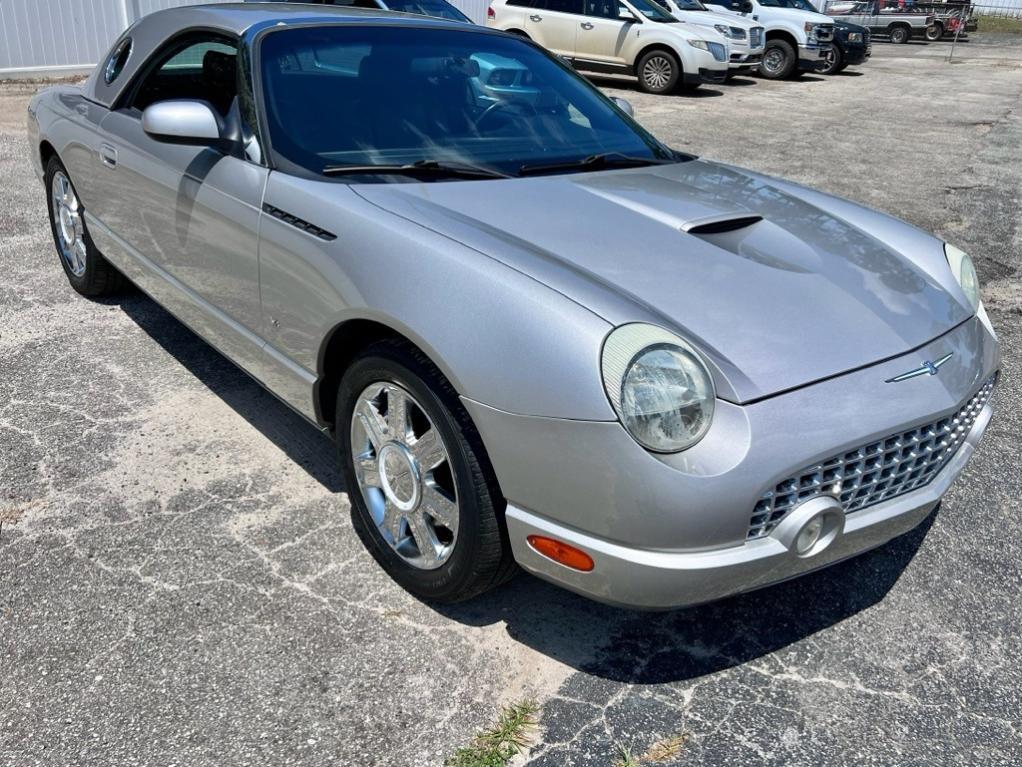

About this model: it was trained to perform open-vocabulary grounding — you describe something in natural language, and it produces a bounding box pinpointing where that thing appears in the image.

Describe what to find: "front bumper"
[505,401,990,609]
[688,66,728,85]
[798,43,830,72]
[728,51,763,70]
[842,41,871,66]
[464,316,999,609]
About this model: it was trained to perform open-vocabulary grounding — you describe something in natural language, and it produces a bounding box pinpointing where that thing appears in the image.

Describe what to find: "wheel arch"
[315,316,465,431]
[635,42,684,75]
[765,28,799,50]
[887,21,911,32]
[40,140,58,170]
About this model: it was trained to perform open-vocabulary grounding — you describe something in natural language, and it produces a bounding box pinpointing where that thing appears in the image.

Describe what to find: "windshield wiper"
[322,159,511,180]
[518,152,679,176]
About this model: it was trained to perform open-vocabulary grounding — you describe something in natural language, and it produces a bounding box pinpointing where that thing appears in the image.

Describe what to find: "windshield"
[384,0,472,21]
[626,0,683,21]
[670,0,710,10]
[759,0,815,7]
[258,26,676,180]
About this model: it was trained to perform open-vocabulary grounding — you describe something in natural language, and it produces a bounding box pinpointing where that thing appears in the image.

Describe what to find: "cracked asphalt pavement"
[2,37,1021,767]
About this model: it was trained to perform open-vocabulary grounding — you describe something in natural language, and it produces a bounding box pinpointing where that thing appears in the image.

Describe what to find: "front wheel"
[337,339,516,602]
[759,39,797,80]
[888,25,910,44]
[637,49,681,94]
[44,157,124,297]
[819,44,843,75]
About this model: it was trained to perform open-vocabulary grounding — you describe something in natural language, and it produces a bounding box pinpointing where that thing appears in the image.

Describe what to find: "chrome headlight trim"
[601,324,716,453]
[945,242,981,312]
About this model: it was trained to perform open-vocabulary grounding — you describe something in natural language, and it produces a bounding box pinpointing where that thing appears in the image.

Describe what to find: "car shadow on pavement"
[112,291,345,493]
[584,74,726,97]
[436,509,937,684]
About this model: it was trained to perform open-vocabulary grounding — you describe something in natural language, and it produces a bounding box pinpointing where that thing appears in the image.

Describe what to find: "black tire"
[758,39,797,79]
[925,22,943,41]
[836,62,849,73]
[336,339,517,603]
[44,156,124,297]
[888,25,910,44]
[636,49,681,94]
[819,43,844,75]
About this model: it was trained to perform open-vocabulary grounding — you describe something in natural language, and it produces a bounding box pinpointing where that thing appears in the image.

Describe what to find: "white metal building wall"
[0,0,490,76]
[0,0,231,75]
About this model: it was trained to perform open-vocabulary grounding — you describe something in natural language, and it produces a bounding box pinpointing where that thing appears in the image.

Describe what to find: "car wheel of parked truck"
[337,339,517,602]
[759,39,796,79]
[637,49,681,94]
[888,24,910,43]
[925,21,943,41]
[44,157,124,297]
[819,44,843,75]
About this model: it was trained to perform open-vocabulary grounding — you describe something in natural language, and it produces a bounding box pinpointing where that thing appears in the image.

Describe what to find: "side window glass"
[104,37,132,84]
[131,37,239,118]
[547,0,584,12]
[584,0,621,16]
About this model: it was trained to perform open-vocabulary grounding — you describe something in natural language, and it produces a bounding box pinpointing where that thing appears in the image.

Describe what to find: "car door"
[91,33,270,371]
[525,0,583,57]
[574,0,633,66]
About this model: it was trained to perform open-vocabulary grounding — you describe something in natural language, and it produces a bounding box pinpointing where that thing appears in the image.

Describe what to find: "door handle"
[529,14,542,21]
[99,143,117,168]
[580,21,594,29]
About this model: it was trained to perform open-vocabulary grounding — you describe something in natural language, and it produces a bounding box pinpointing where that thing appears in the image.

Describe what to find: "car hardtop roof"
[85,2,491,107]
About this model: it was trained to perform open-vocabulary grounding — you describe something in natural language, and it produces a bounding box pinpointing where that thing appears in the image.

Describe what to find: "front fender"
[258,172,617,421]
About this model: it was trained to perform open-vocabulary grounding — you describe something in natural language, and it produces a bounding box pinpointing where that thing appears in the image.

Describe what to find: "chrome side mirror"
[142,100,223,144]
[611,96,635,117]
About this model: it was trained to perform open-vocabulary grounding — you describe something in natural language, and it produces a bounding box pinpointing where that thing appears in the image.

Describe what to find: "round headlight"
[945,243,981,312]
[601,324,715,453]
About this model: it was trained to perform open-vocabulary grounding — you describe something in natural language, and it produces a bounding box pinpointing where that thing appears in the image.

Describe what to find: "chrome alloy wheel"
[642,55,673,91]
[350,382,459,570]
[51,171,87,277]
[762,47,786,76]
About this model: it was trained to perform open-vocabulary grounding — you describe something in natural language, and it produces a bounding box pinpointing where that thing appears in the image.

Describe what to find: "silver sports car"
[28,3,999,608]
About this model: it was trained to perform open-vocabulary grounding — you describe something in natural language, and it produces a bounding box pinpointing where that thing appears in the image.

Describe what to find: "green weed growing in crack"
[445,700,539,767]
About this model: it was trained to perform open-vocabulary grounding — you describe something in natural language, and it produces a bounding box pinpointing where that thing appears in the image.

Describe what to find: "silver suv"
[487,0,731,93]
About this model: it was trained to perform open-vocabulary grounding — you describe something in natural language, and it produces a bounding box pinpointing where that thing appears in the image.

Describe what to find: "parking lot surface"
[2,38,1021,767]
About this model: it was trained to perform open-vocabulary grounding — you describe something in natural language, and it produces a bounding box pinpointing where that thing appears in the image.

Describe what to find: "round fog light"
[796,516,825,555]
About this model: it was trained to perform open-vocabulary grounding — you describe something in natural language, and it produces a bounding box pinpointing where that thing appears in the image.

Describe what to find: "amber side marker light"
[527,535,595,572]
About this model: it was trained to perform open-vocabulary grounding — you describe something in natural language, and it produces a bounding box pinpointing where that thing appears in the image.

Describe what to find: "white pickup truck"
[704,0,835,79]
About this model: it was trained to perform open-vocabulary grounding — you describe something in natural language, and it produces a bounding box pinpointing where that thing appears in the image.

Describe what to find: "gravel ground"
[2,38,1021,767]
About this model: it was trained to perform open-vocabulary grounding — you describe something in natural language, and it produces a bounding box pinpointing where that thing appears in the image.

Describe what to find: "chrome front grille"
[750,27,764,48]
[747,375,997,540]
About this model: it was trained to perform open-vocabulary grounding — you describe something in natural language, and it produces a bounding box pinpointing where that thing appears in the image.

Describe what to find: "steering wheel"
[474,99,538,130]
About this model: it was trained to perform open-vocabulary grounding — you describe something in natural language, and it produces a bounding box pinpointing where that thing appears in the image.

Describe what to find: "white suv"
[653,0,765,76]
[487,0,731,94]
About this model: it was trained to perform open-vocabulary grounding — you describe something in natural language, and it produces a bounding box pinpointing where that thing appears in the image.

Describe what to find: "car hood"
[354,160,969,403]
[676,9,759,30]
[752,6,833,24]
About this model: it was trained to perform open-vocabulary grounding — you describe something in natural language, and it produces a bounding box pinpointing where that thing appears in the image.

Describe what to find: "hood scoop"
[683,214,763,235]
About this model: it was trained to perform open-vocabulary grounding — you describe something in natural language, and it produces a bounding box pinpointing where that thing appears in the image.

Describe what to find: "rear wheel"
[337,339,516,602]
[925,21,943,41]
[44,156,124,297]
[637,49,681,94]
[759,39,797,79]
[819,44,843,75]
[888,24,910,44]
